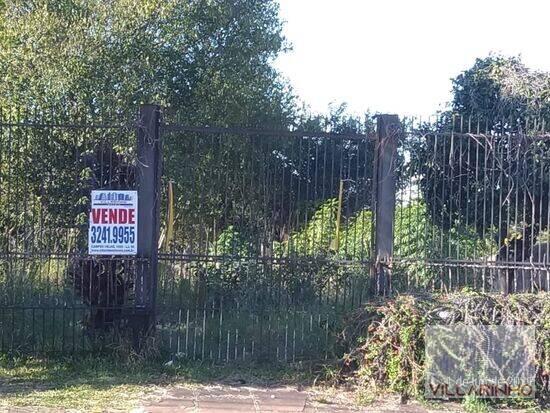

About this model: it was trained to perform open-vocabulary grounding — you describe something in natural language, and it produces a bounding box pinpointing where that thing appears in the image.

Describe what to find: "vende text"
[91,208,136,224]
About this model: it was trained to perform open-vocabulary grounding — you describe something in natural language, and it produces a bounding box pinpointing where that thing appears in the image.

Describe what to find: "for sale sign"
[88,190,138,255]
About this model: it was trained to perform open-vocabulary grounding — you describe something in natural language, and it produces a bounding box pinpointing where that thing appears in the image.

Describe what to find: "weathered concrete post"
[135,104,162,336]
[372,114,399,295]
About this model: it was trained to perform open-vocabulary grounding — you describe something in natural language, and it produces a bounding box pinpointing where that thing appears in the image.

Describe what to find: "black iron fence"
[394,116,550,294]
[155,118,377,360]
[0,108,141,353]
[0,106,548,359]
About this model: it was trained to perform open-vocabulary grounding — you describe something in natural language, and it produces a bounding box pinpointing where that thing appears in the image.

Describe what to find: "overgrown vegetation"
[334,292,550,408]
[180,199,496,300]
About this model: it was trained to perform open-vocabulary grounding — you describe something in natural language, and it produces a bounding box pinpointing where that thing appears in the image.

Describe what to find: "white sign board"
[88,190,138,255]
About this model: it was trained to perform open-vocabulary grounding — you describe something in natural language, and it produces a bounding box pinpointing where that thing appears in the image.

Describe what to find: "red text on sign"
[91,208,135,224]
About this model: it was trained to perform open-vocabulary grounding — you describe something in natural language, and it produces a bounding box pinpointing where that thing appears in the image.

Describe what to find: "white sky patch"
[275,0,550,118]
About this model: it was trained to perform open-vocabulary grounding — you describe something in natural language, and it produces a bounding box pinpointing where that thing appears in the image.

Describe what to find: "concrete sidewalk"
[138,384,457,413]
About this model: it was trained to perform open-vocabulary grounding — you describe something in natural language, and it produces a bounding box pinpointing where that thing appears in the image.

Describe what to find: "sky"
[275,0,550,118]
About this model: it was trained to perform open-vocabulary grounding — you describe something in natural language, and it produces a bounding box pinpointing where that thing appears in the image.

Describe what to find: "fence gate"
[154,112,386,361]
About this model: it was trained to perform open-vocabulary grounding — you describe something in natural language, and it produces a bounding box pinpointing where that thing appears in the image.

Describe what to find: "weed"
[462,394,493,413]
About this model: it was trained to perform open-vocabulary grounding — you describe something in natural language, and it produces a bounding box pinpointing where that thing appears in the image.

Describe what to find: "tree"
[451,55,550,121]
[0,0,293,127]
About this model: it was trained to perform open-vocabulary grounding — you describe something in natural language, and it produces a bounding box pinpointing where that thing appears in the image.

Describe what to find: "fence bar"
[372,114,400,295]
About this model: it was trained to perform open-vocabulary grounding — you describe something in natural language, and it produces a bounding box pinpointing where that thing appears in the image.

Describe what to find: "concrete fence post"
[134,104,162,337]
[372,114,400,295]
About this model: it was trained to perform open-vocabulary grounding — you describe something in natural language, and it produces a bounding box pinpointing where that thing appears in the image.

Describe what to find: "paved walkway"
[138,384,459,413]
[1,388,524,413]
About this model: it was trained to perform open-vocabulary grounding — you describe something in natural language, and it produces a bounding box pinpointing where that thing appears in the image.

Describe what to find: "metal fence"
[0,108,141,354]
[0,106,548,359]
[155,118,377,361]
[393,116,550,294]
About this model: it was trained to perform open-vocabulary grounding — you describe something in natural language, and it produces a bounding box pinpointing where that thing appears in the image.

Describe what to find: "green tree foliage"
[0,0,293,126]
[452,55,550,121]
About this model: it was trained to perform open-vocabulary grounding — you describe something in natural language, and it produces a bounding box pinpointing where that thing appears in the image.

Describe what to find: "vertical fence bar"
[372,114,400,295]
[135,104,162,336]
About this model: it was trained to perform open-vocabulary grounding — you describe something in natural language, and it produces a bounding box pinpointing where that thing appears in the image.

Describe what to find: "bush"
[338,292,550,405]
